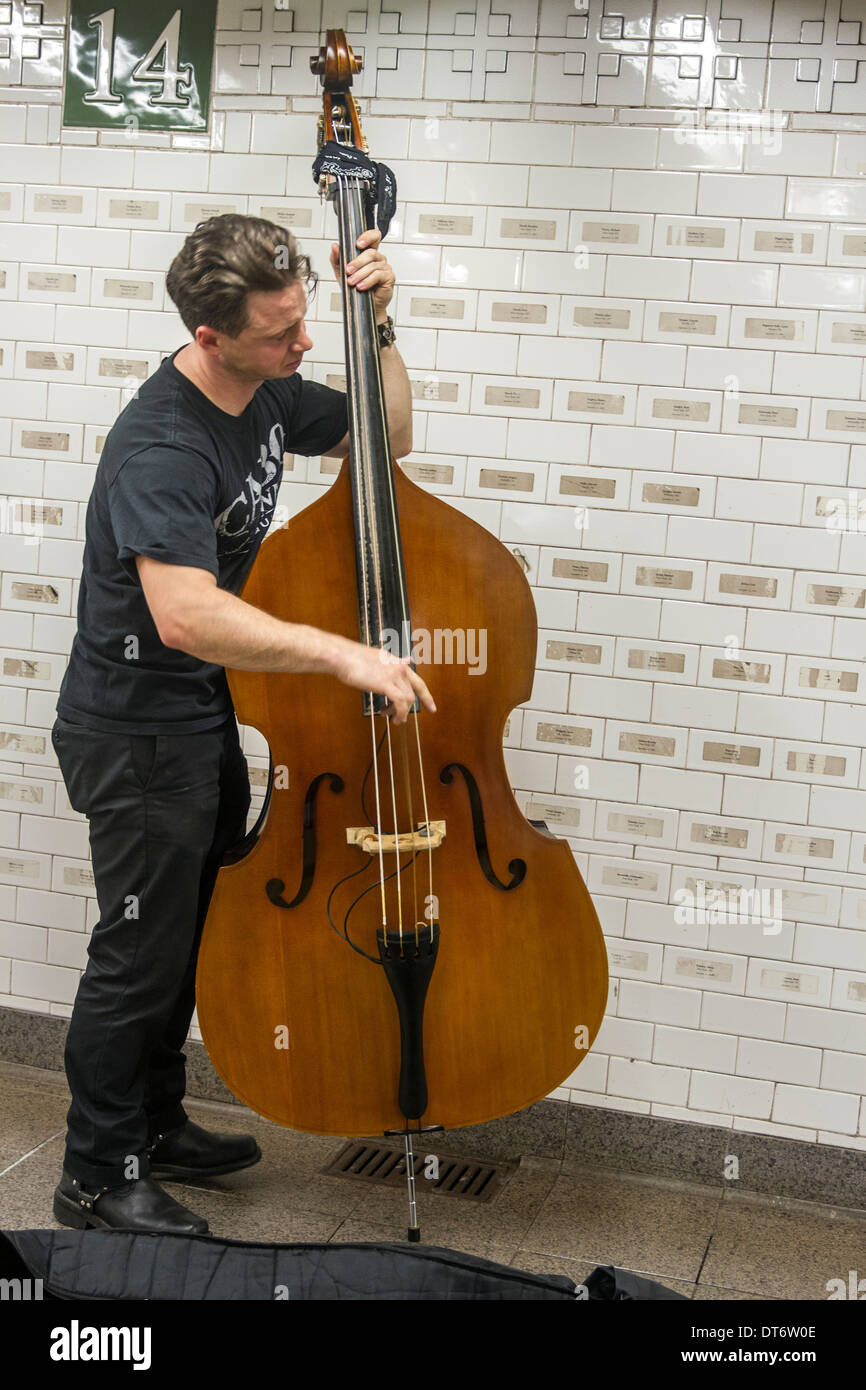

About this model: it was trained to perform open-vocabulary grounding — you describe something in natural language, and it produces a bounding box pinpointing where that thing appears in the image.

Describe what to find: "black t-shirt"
[55,347,348,734]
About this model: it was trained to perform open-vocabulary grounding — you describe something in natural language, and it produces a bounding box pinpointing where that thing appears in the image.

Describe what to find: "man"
[51,213,435,1235]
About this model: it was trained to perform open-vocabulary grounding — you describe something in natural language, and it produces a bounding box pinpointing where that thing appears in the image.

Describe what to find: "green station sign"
[63,2,217,131]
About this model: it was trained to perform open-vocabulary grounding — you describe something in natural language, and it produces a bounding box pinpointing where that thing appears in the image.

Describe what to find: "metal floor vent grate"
[321,1140,518,1203]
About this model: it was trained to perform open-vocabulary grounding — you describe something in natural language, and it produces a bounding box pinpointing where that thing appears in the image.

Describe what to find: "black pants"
[51,713,251,1190]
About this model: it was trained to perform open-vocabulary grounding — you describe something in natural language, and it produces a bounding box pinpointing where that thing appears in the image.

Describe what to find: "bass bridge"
[346,820,446,855]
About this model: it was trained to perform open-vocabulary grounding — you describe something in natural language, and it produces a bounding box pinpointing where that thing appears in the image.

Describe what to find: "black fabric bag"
[1,1229,688,1301]
[1,1229,573,1301]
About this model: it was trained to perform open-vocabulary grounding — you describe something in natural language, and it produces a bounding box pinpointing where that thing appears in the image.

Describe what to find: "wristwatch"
[377,316,397,348]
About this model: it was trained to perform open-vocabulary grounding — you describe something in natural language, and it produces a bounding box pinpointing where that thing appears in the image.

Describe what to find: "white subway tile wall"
[0,0,864,1145]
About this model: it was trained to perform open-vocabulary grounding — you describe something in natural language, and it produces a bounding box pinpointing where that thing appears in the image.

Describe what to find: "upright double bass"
[196,32,608,1195]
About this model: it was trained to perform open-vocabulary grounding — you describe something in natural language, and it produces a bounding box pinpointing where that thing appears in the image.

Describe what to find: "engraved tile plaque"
[103,278,154,300]
[0,731,46,755]
[500,217,557,240]
[484,386,541,409]
[719,573,778,598]
[666,225,725,248]
[786,752,846,776]
[20,431,70,451]
[754,230,814,253]
[831,321,866,344]
[478,468,535,491]
[675,956,734,982]
[34,193,84,215]
[738,404,798,428]
[108,199,160,219]
[545,640,603,665]
[526,800,582,828]
[744,317,800,341]
[628,650,685,673]
[798,667,858,692]
[410,380,459,402]
[807,584,865,608]
[401,461,455,485]
[0,780,44,805]
[259,205,313,228]
[608,947,650,970]
[683,875,746,897]
[28,271,76,293]
[559,475,616,498]
[64,866,95,888]
[619,731,676,756]
[20,505,61,525]
[713,659,771,683]
[760,967,818,995]
[99,357,148,379]
[635,566,693,589]
[774,833,834,858]
[703,741,761,766]
[573,306,630,329]
[0,856,40,878]
[492,302,547,324]
[652,398,711,421]
[24,351,74,372]
[3,657,51,680]
[601,865,660,890]
[607,812,664,837]
[184,202,236,223]
[419,214,474,236]
[690,822,749,848]
[657,311,717,335]
[552,557,610,582]
[641,483,700,506]
[581,221,640,244]
[567,391,626,415]
[410,297,465,319]
[10,582,59,605]
[535,722,592,746]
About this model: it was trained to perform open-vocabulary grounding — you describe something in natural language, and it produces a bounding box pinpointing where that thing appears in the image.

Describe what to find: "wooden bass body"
[195,458,609,1135]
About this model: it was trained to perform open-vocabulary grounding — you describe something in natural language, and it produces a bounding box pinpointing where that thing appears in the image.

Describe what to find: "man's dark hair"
[165,213,318,339]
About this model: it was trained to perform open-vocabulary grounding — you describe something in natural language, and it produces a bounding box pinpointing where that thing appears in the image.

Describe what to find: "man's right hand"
[328,635,436,725]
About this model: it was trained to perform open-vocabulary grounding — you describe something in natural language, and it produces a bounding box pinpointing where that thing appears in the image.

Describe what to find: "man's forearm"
[168,583,345,674]
[379,337,413,457]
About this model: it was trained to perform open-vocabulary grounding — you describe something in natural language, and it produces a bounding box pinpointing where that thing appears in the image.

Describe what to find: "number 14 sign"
[64,1,217,131]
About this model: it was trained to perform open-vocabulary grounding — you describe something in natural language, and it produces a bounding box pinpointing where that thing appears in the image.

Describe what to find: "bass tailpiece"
[377,922,440,1122]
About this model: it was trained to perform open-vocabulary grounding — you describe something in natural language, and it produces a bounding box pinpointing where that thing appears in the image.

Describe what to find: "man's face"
[203,279,314,382]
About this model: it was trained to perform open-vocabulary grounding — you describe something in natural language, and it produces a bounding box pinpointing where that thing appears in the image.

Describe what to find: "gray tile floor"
[1,1060,862,1301]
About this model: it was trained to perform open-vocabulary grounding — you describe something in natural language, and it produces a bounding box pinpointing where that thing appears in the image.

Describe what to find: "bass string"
[336,173,388,931]
[337,170,436,950]
[338,174,396,933]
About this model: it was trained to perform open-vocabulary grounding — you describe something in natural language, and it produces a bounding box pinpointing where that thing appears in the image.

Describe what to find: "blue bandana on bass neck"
[312,141,398,239]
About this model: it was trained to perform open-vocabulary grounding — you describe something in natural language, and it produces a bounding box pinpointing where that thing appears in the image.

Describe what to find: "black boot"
[53,1169,209,1234]
[148,1118,261,1180]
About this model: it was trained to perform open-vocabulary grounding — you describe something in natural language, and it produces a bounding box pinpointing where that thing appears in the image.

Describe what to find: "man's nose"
[296,322,313,351]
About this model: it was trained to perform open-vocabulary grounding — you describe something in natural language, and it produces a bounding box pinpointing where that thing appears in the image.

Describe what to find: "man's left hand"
[330,228,395,322]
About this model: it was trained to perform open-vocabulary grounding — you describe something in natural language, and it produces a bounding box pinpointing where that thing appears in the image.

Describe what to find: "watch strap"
[377,316,396,348]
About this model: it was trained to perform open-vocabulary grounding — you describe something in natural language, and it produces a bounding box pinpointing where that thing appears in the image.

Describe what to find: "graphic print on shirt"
[214,422,284,557]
